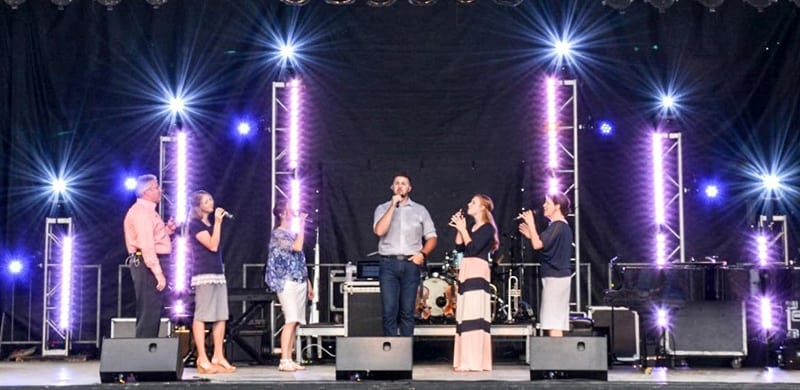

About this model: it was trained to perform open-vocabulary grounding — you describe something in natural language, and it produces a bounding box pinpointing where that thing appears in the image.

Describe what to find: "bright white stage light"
[237,122,252,135]
[762,174,780,191]
[704,185,719,198]
[124,177,137,191]
[174,299,186,316]
[656,307,669,328]
[8,259,23,275]
[51,178,68,195]
[599,121,613,135]
[279,44,296,61]
[553,40,572,59]
[169,96,186,115]
[660,95,675,110]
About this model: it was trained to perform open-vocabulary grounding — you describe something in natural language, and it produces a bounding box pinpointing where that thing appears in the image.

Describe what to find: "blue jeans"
[379,257,421,337]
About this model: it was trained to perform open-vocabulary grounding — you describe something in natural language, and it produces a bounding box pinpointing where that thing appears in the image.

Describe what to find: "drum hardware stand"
[507,273,521,323]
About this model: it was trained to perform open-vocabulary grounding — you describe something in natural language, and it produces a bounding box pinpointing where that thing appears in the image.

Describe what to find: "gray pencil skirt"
[193,283,230,322]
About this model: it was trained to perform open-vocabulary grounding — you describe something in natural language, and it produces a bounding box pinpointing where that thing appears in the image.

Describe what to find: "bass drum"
[416,275,457,320]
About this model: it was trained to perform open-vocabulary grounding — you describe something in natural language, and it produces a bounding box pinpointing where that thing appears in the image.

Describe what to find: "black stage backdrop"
[1,1,799,342]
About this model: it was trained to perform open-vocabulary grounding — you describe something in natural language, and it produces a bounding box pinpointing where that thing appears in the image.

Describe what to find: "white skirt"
[539,276,571,331]
[277,279,308,325]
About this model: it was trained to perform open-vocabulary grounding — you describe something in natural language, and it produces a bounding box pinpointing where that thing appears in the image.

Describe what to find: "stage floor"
[2,360,800,389]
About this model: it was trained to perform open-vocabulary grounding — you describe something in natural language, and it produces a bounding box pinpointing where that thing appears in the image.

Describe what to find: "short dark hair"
[393,171,411,184]
[548,192,571,215]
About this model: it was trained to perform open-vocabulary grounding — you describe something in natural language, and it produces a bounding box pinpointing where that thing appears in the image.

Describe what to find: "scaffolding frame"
[41,218,72,356]
[759,214,789,266]
[270,81,321,327]
[551,79,584,311]
[158,135,177,219]
[656,132,686,264]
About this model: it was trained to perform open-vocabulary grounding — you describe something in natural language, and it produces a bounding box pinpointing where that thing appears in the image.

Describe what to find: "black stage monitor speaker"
[99,337,183,383]
[665,301,746,357]
[529,336,608,381]
[346,285,383,337]
[336,337,412,380]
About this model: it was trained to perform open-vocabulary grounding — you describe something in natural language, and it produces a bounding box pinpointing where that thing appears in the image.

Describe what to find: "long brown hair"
[190,190,211,221]
[474,193,499,251]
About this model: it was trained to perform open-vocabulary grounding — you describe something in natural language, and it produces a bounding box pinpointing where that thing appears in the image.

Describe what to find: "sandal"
[278,359,296,372]
[196,362,219,374]
[292,361,305,371]
[211,358,237,373]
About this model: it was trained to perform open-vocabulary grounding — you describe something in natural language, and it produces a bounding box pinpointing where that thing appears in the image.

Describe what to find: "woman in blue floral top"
[266,201,313,372]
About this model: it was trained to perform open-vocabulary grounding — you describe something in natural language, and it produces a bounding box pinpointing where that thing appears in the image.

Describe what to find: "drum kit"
[415,250,533,324]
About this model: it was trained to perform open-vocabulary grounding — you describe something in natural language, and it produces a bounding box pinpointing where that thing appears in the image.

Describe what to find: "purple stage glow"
[175,236,187,292]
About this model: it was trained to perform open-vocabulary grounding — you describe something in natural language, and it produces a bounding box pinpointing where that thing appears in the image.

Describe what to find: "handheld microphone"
[222,211,235,220]
[515,209,537,220]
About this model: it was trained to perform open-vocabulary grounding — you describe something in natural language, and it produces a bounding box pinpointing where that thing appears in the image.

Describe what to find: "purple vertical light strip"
[760,297,773,330]
[757,235,768,267]
[289,79,300,170]
[176,131,188,224]
[543,76,559,195]
[59,236,73,330]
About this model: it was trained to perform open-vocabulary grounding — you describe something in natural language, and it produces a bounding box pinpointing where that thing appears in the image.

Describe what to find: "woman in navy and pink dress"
[448,194,498,372]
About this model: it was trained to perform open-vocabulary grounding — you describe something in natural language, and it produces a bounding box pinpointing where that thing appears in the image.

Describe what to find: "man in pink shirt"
[123,174,176,338]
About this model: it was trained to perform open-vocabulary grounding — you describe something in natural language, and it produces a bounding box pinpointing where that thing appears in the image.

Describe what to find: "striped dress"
[453,223,494,371]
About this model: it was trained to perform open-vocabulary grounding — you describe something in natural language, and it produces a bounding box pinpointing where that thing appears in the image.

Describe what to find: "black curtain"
[1,1,799,343]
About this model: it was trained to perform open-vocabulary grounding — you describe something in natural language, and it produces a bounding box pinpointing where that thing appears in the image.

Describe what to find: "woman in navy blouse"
[188,190,235,374]
[448,194,499,371]
[518,193,573,337]
[265,201,313,372]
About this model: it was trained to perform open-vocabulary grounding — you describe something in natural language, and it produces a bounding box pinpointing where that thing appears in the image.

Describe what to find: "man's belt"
[381,254,412,260]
